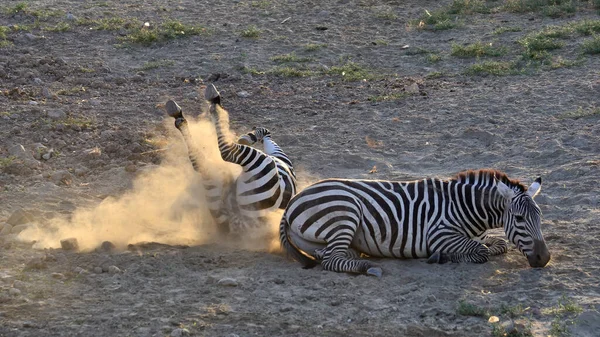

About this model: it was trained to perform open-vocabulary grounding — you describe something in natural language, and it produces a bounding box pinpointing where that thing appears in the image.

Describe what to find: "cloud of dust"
[18,106,291,253]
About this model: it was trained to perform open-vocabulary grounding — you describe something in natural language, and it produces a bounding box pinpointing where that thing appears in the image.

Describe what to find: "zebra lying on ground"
[166,84,297,235]
[279,169,550,277]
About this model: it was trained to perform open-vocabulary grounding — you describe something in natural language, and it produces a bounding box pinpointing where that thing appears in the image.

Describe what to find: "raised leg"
[427,224,491,264]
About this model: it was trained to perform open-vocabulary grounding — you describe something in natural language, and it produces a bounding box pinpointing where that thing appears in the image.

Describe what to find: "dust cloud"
[18,105,290,253]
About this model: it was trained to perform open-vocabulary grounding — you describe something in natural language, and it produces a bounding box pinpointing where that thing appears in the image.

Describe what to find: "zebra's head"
[496,177,550,268]
[237,127,271,145]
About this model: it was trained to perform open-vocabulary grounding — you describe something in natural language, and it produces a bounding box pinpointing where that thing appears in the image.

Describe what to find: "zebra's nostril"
[536,254,542,261]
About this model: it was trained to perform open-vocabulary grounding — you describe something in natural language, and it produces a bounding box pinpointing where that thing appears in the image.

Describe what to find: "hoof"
[237,135,253,145]
[427,251,447,264]
[366,267,383,278]
[205,84,221,105]
[165,100,182,118]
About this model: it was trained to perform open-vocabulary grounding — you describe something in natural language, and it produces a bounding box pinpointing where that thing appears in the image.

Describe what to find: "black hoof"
[427,251,447,264]
[165,100,182,118]
[205,84,221,105]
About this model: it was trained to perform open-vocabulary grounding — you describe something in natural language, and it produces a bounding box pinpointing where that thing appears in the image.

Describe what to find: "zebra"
[279,169,550,277]
[166,84,297,235]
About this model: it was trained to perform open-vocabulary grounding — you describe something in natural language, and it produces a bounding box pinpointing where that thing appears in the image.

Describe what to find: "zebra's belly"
[351,225,429,259]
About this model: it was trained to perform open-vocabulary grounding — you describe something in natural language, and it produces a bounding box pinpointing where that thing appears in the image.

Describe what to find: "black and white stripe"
[167,85,296,235]
[279,169,550,277]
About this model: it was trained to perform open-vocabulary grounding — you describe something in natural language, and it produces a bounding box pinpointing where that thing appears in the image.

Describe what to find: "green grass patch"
[457,300,489,317]
[466,61,518,75]
[550,56,582,68]
[327,61,375,81]
[426,53,442,62]
[250,0,271,9]
[493,26,522,34]
[77,17,139,31]
[451,41,506,57]
[504,0,577,17]
[368,92,410,102]
[448,0,491,14]
[271,52,313,63]
[373,39,389,46]
[270,66,315,77]
[122,20,208,46]
[304,43,326,51]
[557,106,600,119]
[56,86,86,96]
[4,2,62,19]
[43,22,72,32]
[415,9,458,31]
[374,9,398,20]
[241,25,261,38]
[582,35,600,54]
[572,19,600,35]
[0,156,16,168]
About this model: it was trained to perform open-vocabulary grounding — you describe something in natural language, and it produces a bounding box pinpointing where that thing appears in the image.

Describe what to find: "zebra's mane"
[452,169,527,192]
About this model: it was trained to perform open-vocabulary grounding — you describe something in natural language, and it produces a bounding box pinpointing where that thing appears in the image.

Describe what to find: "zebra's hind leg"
[319,229,382,277]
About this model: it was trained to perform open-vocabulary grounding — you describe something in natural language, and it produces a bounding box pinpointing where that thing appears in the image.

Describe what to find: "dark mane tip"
[453,169,527,192]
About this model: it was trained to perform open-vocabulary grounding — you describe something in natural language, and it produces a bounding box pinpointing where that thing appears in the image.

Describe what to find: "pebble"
[7,208,35,226]
[125,164,137,173]
[60,237,79,251]
[32,143,48,160]
[74,167,89,177]
[51,170,73,186]
[93,267,103,274]
[237,91,251,98]
[8,288,21,297]
[66,12,76,21]
[47,109,66,120]
[427,294,437,302]
[41,87,55,99]
[28,100,39,105]
[100,241,116,252]
[217,277,238,287]
[108,266,121,274]
[42,152,53,160]
[170,328,190,337]
[26,257,47,270]
[405,83,420,94]
[32,78,43,85]
[51,273,65,280]
[74,267,87,274]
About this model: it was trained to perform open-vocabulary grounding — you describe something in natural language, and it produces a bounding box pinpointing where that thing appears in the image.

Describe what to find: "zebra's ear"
[496,180,515,201]
[527,177,542,199]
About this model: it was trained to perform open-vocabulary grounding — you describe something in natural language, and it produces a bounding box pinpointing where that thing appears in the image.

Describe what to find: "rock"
[42,152,53,160]
[170,328,190,337]
[32,77,43,85]
[11,223,33,234]
[125,164,137,172]
[217,277,238,287]
[100,241,116,252]
[8,144,32,161]
[237,91,251,98]
[60,237,79,251]
[65,12,76,21]
[0,224,13,236]
[51,170,73,186]
[25,33,41,41]
[32,143,48,160]
[47,109,66,120]
[8,288,21,297]
[108,266,121,274]
[25,257,47,270]
[28,100,39,105]
[93,267,103,274]
[74,267,87,274]
[74,166,89,177]
[405,82,420,94]
[83,147,102,159]
[41,87,56,99]
[51,273,65,280]
[427,294,437,302]
[7,209,35,226]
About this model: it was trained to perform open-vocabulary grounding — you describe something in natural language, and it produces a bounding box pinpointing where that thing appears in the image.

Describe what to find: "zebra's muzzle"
[527,239,550,268]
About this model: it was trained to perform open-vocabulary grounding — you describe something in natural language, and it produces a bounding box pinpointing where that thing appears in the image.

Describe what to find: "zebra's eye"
[515,215,525,222]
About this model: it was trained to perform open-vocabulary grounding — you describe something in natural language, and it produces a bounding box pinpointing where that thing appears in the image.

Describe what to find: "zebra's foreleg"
[481,236,508,256]
[427,232,491,264]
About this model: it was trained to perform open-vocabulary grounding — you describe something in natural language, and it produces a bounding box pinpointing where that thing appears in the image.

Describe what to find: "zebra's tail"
[279,215,318,269]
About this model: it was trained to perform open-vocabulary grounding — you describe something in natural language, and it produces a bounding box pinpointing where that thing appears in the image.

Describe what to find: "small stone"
[60,237,79,251]
[7,208,35,226]
[0,224,13,236]
[74,167,89,177]
[32,143,48,160]
[51,273,65,280]
[93,267,103,274]
[170,328,190,337]
[47,109,66,120]
[51,170,73,186]
[8,288,21,297]
[236,91,251,98]
[427,294,437,302]
[84,147,102,158]
[65,13,76,21]
[25,33,41,41]
[100,241,116,252]
[42,152,52,160]
[41,87,55,99]
[32,78,43,85]
[108,266,121,274]
[405,82,420,94]
[74,267,87,274]
[125,164,137,173]
[29,100,39,105]
[26,257,47,270]
[217,277,238,287]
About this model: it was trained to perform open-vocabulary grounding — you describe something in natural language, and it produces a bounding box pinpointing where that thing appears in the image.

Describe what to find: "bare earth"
[1,1,600,336]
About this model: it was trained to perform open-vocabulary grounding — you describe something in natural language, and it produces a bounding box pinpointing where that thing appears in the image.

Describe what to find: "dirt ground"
[1,0,600,336]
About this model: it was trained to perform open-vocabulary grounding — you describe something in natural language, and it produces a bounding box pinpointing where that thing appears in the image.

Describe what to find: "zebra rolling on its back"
[279,169,550,277]
[166,84,297,235]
